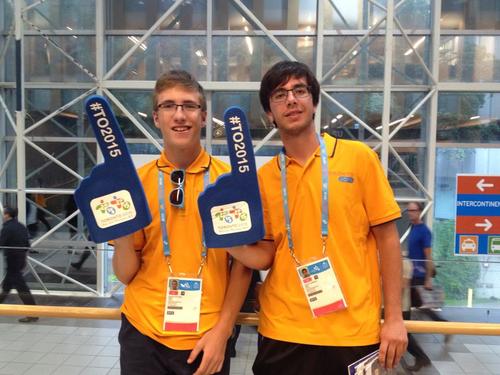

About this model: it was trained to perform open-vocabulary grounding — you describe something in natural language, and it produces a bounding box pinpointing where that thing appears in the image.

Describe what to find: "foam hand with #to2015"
[74,95,151,243]
[198,106,264,248]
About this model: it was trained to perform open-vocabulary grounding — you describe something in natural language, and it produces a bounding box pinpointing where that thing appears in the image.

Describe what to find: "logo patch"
[338,176,354,183]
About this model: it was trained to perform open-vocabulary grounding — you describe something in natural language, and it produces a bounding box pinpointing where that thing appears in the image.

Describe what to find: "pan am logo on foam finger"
[91,190,137,229]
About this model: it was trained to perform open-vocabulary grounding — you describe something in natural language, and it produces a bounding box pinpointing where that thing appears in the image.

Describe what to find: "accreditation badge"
[297,257,347,318]
[163,276,202,332]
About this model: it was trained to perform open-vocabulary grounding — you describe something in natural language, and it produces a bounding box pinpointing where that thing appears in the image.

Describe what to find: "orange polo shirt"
[257,133,401,346]
[121,150,231,350]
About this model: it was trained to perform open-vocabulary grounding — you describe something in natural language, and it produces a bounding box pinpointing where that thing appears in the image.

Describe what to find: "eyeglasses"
[157,101,202,113]
[170,169,185,208]
[270,84,311,103]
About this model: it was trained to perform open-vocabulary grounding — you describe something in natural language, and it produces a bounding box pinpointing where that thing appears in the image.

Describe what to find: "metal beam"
[380,0,395,171]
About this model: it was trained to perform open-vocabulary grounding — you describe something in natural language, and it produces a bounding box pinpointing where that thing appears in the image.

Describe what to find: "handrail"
[0,305,499,335]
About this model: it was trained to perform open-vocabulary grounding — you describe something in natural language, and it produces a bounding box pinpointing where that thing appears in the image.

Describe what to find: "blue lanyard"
[158,169,209,273]
[279,134,328,265]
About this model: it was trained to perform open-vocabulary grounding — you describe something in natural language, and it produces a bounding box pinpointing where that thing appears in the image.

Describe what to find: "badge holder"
[297,257,347,318]
[163,274,203,332]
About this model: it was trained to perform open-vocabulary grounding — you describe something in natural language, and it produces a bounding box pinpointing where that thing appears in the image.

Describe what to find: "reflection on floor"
[0,295,499,374]
[1,319,500,374]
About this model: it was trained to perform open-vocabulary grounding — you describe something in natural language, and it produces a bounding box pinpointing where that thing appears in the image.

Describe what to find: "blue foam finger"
[198,106,264,248]
[74,95,152,243]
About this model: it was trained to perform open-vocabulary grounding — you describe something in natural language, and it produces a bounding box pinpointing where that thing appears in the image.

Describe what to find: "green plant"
[433,219,481,301]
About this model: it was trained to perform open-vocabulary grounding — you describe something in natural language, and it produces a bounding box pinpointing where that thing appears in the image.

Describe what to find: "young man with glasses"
[113,70,251,375]
[227,61,407,374]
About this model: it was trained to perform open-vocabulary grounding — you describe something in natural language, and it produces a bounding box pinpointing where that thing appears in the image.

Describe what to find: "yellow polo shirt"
[121,150,231,350]
[258,133,401,346]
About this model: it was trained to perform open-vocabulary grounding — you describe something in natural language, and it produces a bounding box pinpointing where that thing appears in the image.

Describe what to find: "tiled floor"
[0,319,499,374]
[0,306,498,374]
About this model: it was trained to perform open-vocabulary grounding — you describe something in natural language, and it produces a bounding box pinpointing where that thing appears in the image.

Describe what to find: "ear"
[265,110,275,127]
[200,111,207,128]
[153,111,160,129]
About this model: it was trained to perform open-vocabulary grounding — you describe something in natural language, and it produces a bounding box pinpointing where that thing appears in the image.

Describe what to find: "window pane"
[212,92,273,145]
[388,147,427,198]
[213,36,315,81]
[434,147,500,307]
[0,89,15,136]
[24,0,95,30]
[26,89,91,137]
[440,36,500,82]
[25,141,96,190]
[437,92,500,143]
[322,92,382,141]
[109,90,161,140]
[323,0,386,30]
[393,36,430,85]
[213,0,316,31]
[24,36,96,82]
[396,0,431,30]
[107,36,207,80]
[106,0,206,30]
[322,36,384,85]
[441,0,500,30]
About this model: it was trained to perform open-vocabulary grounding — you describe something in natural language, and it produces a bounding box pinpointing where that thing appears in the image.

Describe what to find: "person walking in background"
[401,251,432,371]
[64,195,93,270]
[406,201,449,370]
[34,192,52,233]
[407,201,447,321]
[0,206,39,323]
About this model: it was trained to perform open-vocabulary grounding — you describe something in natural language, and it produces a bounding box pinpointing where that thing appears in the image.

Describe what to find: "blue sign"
[455,175,500,255]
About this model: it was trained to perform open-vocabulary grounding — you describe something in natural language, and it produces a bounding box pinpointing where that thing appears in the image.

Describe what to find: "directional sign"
[455,175,500,255]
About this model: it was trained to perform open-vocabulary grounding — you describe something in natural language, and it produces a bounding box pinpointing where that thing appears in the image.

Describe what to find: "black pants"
[119,314,231,375]
[0,269,36,305]
[252,335,379,375]
[403,311,430,363]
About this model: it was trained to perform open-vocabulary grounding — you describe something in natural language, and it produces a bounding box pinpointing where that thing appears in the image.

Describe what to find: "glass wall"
[1,0,500,303]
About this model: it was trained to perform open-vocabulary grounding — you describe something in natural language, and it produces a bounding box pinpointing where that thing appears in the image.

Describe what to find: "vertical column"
[315,0,323,133]
[425,0,441,229]
[380,0,394,172]
[205,0,213,154]
[15,0,26,223]
[95,0,105,296]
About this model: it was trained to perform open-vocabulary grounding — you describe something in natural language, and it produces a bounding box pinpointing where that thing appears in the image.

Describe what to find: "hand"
[424,277,433,290]
[188,325,229,375]
[378,317,408,369]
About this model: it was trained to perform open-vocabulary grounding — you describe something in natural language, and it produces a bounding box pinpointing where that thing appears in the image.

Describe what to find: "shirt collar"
[277,133,338,170]
[314,133,337,158]
[157,149,211,174]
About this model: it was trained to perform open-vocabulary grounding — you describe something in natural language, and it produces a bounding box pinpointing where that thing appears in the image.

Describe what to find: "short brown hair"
[153,70,206,111]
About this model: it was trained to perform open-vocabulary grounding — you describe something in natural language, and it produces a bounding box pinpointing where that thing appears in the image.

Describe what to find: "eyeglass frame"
[269,84,312,103]
[169,169,185,208]
[156,101,202,113]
